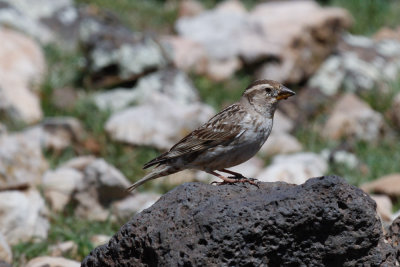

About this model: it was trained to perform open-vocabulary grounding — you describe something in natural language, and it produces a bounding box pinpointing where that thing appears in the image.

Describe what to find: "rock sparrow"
[128,80,295,191]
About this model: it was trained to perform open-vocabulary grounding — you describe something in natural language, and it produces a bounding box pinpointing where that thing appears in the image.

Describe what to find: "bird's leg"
[219,169,258,183]
[219,169,245,179]
[208,171,259,187]
[208,171,238,184]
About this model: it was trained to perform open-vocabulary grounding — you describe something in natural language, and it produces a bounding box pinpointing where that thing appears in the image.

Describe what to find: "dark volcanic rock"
[81,176,398,266]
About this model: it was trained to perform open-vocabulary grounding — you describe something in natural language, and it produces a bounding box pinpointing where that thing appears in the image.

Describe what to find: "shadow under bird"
[127,79,296,191]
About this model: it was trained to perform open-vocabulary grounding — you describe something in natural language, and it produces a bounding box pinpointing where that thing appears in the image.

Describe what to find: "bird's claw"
[211,178,259,187]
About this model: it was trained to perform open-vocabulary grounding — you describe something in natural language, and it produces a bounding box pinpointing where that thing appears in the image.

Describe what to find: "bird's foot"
[211,177,259,187]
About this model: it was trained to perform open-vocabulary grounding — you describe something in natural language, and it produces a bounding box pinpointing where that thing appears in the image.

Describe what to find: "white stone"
[82,159,131,190]
[49,240,78,257]
[112,192,161,219]
[90,234,111,247]
[94,69,199,112]
[72,158,131,221]
[25,256,80,267]
[0,27,45,123]
[176,0,351,83]
[23,117,85,151]
[259,132,303,157]
[321,149,359,169]
[205,57,242,81]
[93,88,137,112]
[60,155,96,171]
[0,131,48,190]
[161,36,208,74]
[256,152,328,184]
[106,93,215,150]
[0,232,12,263]
[309,34,400,94]
[42,168,84,211]
[323,93,387,142]
[370,194,393,223]
[0,189,49,245]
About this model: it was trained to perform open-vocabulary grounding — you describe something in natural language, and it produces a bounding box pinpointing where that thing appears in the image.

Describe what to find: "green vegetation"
[12,210,120,266]
[76,0,178,33]
[323,0,400,35]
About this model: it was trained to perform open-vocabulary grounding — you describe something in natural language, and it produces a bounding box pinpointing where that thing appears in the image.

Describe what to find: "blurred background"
[1,0,400,265]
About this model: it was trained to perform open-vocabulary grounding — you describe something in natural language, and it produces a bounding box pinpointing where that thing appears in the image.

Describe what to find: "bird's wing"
[143,104,247,169]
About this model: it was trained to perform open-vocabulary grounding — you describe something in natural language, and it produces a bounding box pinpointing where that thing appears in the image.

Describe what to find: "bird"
[127,79,295,191]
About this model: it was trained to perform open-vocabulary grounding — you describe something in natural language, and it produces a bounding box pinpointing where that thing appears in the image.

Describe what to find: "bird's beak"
[276,86,296,100]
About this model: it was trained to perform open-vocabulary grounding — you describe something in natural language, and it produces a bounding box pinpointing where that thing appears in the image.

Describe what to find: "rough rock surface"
[82,176,398,266]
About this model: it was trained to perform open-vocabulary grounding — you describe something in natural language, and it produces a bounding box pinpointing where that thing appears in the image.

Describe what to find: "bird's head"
[241,80,295,117]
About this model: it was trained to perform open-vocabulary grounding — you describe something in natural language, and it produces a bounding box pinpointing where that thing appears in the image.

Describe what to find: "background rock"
[0,131,48,190]
[361,173,400,197]
[309,34,400,95]
[90,235,110,248]
[93,68,199,112]
[259,110,303,157]
[0,232,11,264]
[175,0,351,82]
[23,117,85,152]
[49,241,78,258]
[80,9,168,88]
[0,189,49,245]
[42,167,84,212]
[111,192,161,220]
[323,93,388,142]
[82,176,397,266]
[256,152,328,184]
[0,27,45,123]
[0,0,79,48]
[370,194,393,223]
[25,256,80,267]
[105,93,214,150]
[72,158,131,221]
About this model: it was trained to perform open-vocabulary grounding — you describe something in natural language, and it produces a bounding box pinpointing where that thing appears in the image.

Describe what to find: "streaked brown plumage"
[128,79,295,191]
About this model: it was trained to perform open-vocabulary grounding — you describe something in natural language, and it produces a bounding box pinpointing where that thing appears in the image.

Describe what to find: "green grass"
[295,123,400,186]
[193,73,252,110]
[12,210,120,266]
[324,0,400,35]
[76,0,178,33]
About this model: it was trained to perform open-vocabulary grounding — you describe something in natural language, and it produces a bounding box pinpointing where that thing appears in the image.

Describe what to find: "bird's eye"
[265,88,272,94]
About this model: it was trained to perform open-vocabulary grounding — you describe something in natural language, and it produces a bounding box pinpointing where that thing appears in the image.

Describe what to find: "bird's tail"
[127,165,178,192]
